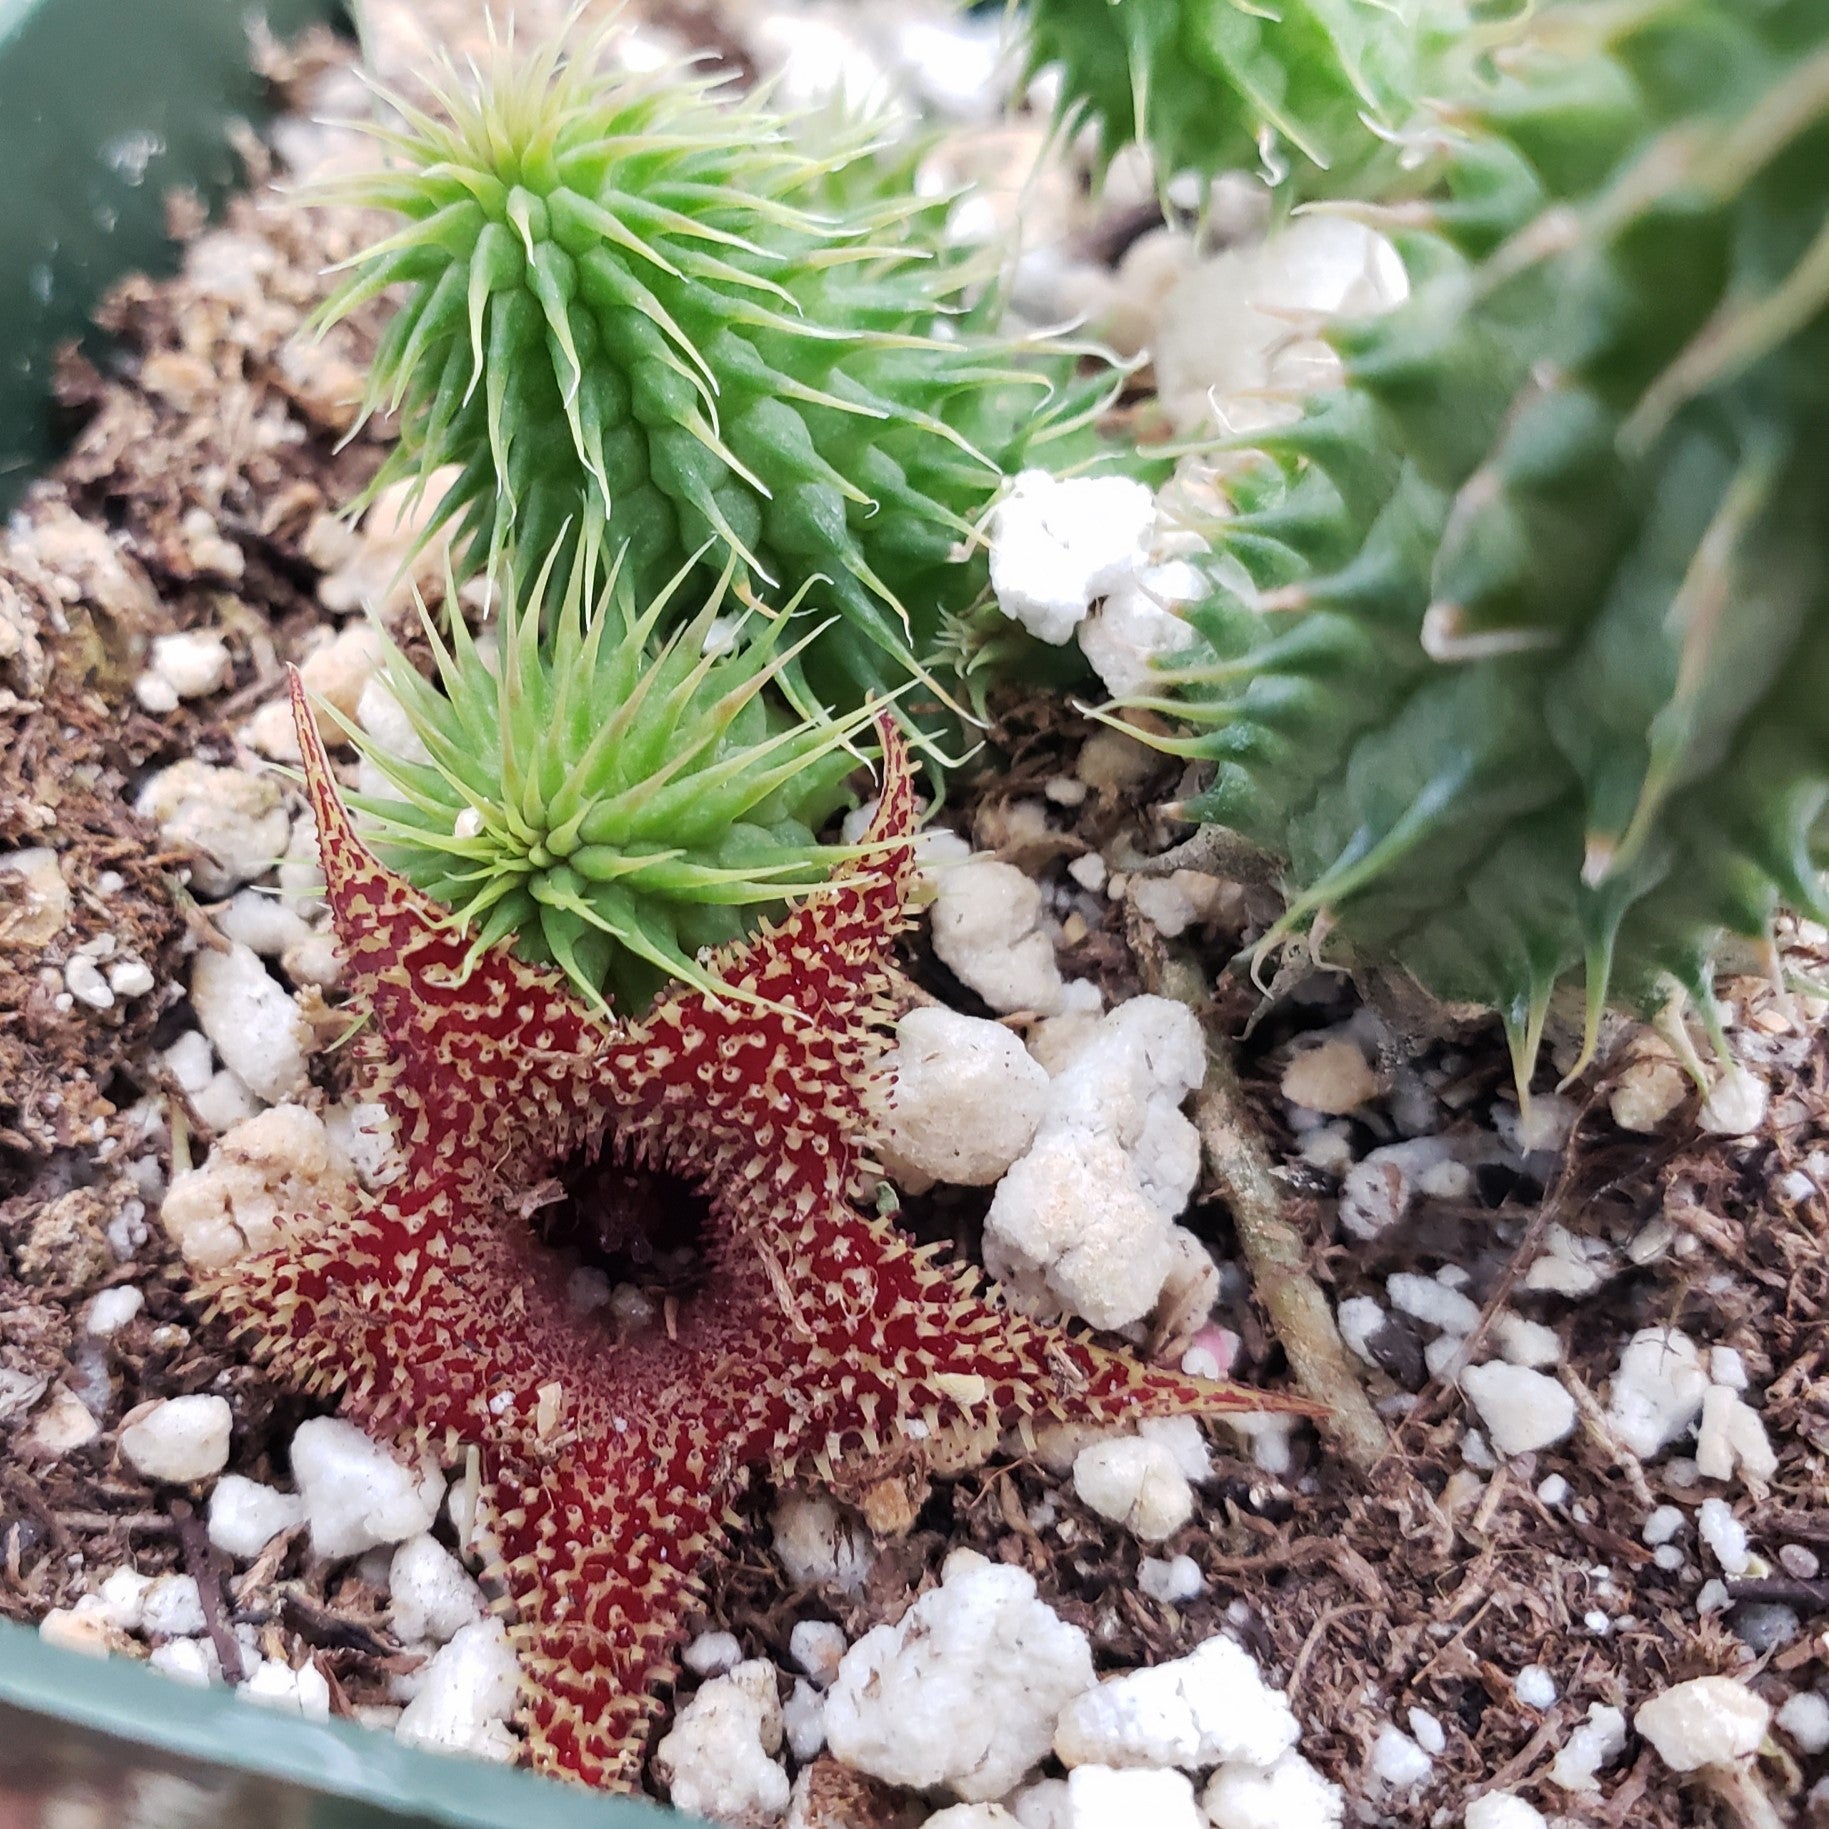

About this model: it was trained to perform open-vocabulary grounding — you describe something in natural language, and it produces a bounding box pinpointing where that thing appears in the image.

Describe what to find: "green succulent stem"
[349,534,879,1013]
[317,28,1120,711]
[1136,0,1829,1087]
[1018,0,1436,196]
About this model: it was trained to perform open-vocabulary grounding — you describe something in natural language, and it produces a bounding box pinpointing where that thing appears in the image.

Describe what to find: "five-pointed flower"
[208,669,1310,1790]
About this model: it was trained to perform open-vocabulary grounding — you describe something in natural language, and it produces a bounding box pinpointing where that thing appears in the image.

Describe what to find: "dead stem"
[1114,820,1280,886]
[1149,945,1391,1471]
[1699,1763,1792,1829]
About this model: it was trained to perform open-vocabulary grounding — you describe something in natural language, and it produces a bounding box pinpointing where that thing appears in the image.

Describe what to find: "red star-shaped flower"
[210,670,1308,1789]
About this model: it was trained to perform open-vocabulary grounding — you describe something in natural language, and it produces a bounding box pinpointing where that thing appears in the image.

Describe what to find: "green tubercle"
[348,538,875,1013]
[1018,0,1431,195]
[317,28,1115,709]
[1138,0,1829,1085]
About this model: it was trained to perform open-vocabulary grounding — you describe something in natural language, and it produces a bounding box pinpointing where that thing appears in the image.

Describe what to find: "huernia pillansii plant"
[213,673,1307,1789]
[346,534,874,1012]
[320,27,1114,707]
[1136,0,1829,1084]
[1019,0,1426,194]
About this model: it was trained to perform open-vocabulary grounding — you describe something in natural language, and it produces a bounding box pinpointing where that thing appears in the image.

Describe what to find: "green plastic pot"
[0,0,344,509]
[0,1619,698,1824]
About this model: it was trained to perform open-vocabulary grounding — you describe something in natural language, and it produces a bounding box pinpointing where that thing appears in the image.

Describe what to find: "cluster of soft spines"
[346,535,876,1012]
[319,26,1114,710]
[210,675,1305,1790]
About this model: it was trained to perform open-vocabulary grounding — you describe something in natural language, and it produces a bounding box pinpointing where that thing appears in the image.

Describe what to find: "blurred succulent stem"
[1152,945,1390,1472]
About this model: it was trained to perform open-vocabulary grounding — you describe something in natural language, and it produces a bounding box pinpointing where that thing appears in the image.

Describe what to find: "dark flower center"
[532,1138,714,1305]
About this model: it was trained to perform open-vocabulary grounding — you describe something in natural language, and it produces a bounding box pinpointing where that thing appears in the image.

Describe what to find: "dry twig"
[1144,942,1390,1470]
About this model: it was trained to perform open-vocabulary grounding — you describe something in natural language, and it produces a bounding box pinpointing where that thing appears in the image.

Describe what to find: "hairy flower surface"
[353,539,871,1011]
[321,29,1111,706]
[210,671,1305,1790]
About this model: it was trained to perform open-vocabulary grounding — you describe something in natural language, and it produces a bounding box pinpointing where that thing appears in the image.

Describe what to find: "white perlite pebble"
[96,1569,153,1632]
[149,1637,215,1687]
[985,997,1205,1332]
[1605,1327,1708,1459]
[1337,1297,1388,1367]
[291,1417,442,1560]
[1464,1796,1547,1829]
[141,1575,207,1639]
[242,1657,333,1720]
[770,1491,874,1593]
[1492,1313,1562,1370]
[1071,1437,1193,1543]
[1336,1137,1459,1242]
[1078,560,1205,701]
[207,1475,306,1560]
[1202,1751,1344,1829]
[135,761,290,897]
[683,1630,744,1677]
[1054,1634,1297,1772]
[1280,1039,1379,1116]
[788,1619,847,1686]
[148,631,233,701]
[190,944,311,1106]
[85,1286,144,1336]
[1695,1384,1778,1486]
[654,1659,789,1822]
[1636,1676,1769,1772]
[1523,1223,1616,1297]
[134,671,180,714]
[118,1395,232,1484]
[1139,1555,1203,1605]
[28,1385,100,1456]
[160,1106,346,1273]
[1643,1505,1686,1546]
[109,957,155,999]
[825,1551,1094,1801]
[1780,1691,1829,1755]
[1460,1363,1577,1457]
[1548,1704,1626,1792]
[930,859,1066,1016]
[1370,1724,1432,1789]
[985,1130,1178,1333]
[1387,1273,1481,1337]
[881,1007,1050,1189]
[925,1808,1021,1829]
[988,470,1156,645]
[1514,1666,1558,1711]
[783,1677,825,1763]
[389,1535,485,1644]
[395,1619,521,1764]
[1698,1496,1751,1575]
[1698,1066,1767,1136]
[214,887,316,958]
[1008,1779,1070,1828]
[0,847,69,948]
[1154,218,1406,437]
[64,956,115,1010]
[39,1605,114,1658]
[1408,1708,1445,1756]
[1610,1051,1689,1133]
[1127,869,1228,941]
[1062,1765,1201,1829]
